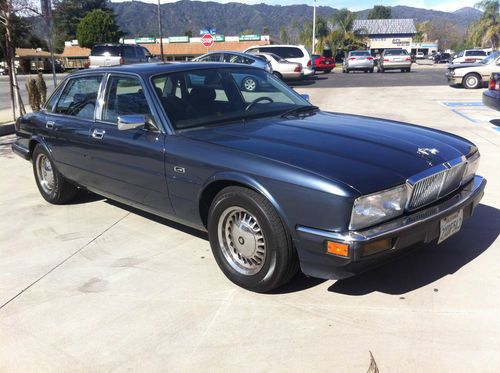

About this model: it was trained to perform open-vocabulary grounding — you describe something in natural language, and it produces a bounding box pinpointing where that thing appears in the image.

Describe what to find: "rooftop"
[353,19,417,35]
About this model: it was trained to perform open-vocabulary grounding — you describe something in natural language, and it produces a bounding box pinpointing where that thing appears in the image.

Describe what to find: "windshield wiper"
[280,105,319,118]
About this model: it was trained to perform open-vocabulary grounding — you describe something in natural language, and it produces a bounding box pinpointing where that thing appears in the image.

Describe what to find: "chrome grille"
[407,158,466,211]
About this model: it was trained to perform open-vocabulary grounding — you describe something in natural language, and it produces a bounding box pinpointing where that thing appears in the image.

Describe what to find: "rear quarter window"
[467,51,486,57]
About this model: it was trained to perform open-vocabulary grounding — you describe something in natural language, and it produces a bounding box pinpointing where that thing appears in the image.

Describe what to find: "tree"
[262,26,269,35]
[367,5,392,20]
[329,9,367,55]
[76,9,121,49]
[279,26,289,44]
[53,0,111,51]
[299,16,329,53]
[184,30,193,38]
[469,0,499,49]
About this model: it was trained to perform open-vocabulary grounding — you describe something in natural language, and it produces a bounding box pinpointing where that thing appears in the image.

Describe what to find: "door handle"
[92,129,106,139]
[46,120,55,129]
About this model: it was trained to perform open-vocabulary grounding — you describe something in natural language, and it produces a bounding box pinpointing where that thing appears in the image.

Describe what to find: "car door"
[43,74,104,184]
[87,73,174,215]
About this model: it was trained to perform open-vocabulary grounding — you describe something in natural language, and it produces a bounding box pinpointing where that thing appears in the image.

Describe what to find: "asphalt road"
[0,73,66,112]
[289,65,449,89]
[0,67,449,113]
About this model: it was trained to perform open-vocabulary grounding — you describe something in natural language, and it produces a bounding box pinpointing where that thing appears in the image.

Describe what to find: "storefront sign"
[239,34,261,41]
[168,36,190,43]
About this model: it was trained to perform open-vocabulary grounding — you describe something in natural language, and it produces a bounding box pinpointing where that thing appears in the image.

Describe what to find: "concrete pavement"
[0,79,499,372]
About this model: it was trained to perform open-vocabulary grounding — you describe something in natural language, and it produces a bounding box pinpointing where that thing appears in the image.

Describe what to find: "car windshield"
[152,67,311,130]
[481,51,500,64]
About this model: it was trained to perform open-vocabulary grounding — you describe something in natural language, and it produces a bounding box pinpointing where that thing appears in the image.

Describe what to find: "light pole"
[312,0,316,55]
[41,0,57,87]
[157,0,164,61]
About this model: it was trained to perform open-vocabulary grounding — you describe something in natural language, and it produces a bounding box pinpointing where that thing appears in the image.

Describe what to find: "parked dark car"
[483,72,500,111]
[12,63,486,292]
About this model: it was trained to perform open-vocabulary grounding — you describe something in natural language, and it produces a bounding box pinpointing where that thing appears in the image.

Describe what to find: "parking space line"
[441,101,500,134]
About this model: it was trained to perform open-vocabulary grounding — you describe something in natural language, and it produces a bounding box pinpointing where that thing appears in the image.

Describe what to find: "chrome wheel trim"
[36,153,55,194]
[217,207,266,276]
[244,78,256,91]
[466,75,478,88]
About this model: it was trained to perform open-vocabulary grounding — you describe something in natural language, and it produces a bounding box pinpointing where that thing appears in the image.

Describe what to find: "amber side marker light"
[361,238,392,257]
[327,241,350,257]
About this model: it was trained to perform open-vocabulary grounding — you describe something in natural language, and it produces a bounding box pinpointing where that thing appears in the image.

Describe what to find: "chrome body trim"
[297,175,485,243]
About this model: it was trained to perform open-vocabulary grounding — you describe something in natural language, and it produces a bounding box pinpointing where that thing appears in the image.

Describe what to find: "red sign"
[201,34,214,47]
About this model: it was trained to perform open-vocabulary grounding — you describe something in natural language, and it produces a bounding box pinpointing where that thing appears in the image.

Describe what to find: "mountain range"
[109,0,483,38]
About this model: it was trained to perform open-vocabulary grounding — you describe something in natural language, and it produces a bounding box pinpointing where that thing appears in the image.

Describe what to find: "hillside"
[109,1,482,38]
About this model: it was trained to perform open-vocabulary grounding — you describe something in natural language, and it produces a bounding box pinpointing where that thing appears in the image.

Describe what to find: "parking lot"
[1,65,499,372]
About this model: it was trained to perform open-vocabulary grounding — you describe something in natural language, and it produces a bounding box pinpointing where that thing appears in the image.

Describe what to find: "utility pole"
[157,0,164,61]
[41,0,57,87]
[312,0,316,55]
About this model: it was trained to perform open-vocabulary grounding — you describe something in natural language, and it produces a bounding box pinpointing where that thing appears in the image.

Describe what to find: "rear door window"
[54,75,103,119]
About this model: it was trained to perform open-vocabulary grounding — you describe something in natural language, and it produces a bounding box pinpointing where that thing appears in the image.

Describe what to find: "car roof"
[200,51,253,56]
[68,62,261,78]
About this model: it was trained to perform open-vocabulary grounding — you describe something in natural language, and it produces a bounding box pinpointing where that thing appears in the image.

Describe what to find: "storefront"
[354,19,417,54]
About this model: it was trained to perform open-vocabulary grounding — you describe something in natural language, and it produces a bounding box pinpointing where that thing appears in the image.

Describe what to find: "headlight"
[349,184,407,230]
[450,69,455,76]
[463,151,480,184]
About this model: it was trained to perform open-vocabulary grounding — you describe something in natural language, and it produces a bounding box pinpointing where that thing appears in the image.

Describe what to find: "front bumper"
[294,176,486,280]
[446,73,462,85]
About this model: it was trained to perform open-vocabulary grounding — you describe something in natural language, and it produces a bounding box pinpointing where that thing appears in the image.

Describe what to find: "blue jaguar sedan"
[12,62,486,292]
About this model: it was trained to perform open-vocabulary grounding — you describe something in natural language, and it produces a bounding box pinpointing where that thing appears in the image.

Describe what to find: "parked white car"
[253,52,303,80]
[452,50,488,64]
[244,45,315,77]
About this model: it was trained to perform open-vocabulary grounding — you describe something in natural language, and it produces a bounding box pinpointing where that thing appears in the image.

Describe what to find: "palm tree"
[470,0,500,49]
[329,9,368,56]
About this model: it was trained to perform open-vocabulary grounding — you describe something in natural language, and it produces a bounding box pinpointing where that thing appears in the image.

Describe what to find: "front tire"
[32,145,77,204]
[463,73,481,89]
[208,186,298,292]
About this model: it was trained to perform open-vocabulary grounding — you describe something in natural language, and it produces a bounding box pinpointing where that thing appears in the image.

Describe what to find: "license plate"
[324,61,330,64]
[395,58,404,62]
[438,209,463,244]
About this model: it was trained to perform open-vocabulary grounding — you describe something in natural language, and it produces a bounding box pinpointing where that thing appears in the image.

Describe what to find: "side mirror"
[117,115,146,131]
[301,94,310,102]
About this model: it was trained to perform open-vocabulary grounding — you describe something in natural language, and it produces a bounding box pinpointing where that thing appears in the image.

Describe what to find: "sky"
[112,0,478,12]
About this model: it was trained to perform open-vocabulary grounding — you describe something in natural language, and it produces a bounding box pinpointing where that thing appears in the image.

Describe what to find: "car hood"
[181,112,474,194]
[449,62,484,69]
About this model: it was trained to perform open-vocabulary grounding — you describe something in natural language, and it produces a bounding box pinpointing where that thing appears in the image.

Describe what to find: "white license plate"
[438,209,463,244]
[395,58,404,62]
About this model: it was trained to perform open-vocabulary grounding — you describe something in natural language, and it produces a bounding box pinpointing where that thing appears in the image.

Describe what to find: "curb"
[0,123,15,137]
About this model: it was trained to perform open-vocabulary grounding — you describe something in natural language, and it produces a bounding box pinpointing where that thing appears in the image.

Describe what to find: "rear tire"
[369,68,374,73]
[208,186,298,292]
[32,145,77,204]
[324,70,332,74]
[272,71,283,80]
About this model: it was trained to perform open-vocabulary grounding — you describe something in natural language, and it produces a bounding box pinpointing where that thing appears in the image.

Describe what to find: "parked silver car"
[342,50,375,73]
[193,51,272,91]
[378,49,412,73]
[193,51,272,73]
[89,44,155,68]
[254,52,303,80]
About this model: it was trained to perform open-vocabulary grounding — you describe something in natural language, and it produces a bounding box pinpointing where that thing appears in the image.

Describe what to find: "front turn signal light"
[327,241,349,257]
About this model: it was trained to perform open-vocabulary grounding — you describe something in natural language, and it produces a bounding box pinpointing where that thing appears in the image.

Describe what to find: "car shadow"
[490,119,500,127]
[104,199,209,241]
[328,204,499,296]
[288,76,328,87]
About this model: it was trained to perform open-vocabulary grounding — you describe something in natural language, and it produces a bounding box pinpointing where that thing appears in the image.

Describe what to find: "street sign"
[135,37,156,44]
[239,34,261,41]
[201,34,214,47]
[214,35,225,42]
[168,36,189,43]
